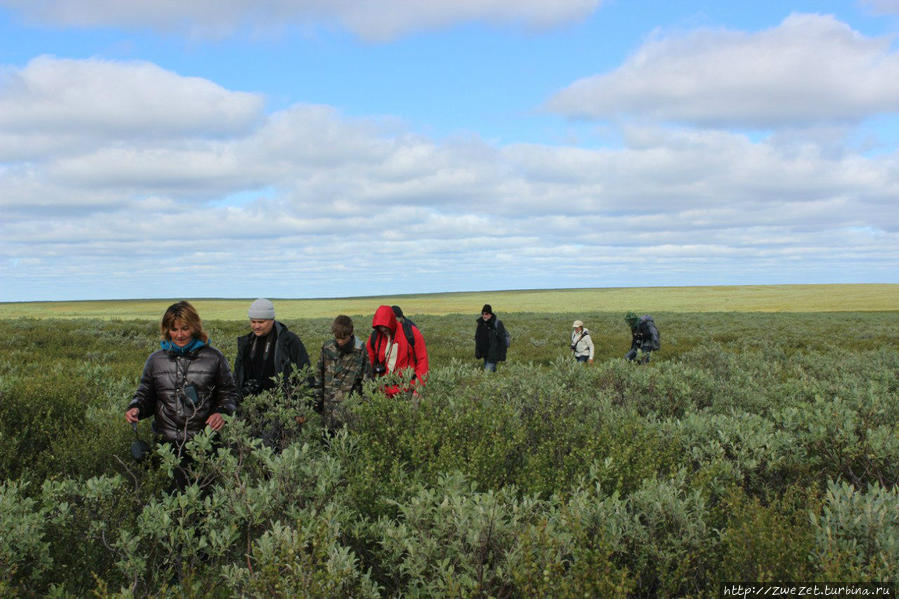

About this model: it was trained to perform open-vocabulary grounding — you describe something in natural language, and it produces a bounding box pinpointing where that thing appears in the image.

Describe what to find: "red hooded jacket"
[367,305,428,397]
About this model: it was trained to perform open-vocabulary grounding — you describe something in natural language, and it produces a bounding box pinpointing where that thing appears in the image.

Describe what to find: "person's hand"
[125,407,140,423]
[588,358,594,365]
[206,412,225,431]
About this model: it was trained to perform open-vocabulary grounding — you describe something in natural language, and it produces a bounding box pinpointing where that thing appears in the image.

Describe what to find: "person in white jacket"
[570,320,595,364]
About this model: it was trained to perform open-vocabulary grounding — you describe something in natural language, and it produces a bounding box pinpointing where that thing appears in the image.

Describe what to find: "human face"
[250,319,275,337]
[574,326,583,333]
[375,325,391,336]
[168,320,194,347]
[481,312,492,321]
[335,334,352,347]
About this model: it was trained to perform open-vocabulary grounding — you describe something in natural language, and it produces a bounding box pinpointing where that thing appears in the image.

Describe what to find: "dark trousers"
[625,348,651,363]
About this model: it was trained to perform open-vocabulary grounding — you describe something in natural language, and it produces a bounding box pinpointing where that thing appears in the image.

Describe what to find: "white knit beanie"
[248,298,275,320]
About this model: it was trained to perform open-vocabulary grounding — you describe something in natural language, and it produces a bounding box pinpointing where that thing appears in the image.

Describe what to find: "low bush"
[0,311,896,596]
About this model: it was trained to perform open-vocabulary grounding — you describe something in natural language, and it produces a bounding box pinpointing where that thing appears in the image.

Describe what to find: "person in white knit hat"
[570,320,594,364]
[233,298,310,402]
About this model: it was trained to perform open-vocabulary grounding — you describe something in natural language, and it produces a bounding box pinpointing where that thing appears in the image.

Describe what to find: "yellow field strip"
[1,284,896,320]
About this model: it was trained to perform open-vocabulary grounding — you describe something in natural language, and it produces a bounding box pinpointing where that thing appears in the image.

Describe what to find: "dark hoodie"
[367,305,429,397]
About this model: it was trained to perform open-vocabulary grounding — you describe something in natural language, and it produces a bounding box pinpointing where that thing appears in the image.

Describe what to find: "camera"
[130,422,151,462]
[242,378,262,397]
[373,362,387,376]
[570,343,577,351]
[181,383,201,407]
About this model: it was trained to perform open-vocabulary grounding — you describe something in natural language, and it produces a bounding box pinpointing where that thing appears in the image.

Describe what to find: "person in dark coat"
[126,301,238,490]
[233,298,311,399]
[625,311,659,364]
[233,298,312,447]
[474,304,508,372]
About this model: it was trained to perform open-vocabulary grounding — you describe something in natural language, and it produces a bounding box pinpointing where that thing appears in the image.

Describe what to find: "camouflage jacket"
[315,337,371,426]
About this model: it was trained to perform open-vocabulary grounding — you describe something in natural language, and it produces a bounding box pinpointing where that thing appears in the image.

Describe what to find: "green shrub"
[0,311,896,595]
[0,480,53,595]
[714,486,816,582]
[622,471,713,597]
[812,480,899,581]
[221,515,380,598]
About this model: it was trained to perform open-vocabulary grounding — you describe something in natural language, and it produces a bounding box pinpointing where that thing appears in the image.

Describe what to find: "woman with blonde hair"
[125,301,238,487]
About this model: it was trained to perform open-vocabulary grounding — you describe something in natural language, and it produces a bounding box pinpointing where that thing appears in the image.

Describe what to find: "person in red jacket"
[367,304,428,397]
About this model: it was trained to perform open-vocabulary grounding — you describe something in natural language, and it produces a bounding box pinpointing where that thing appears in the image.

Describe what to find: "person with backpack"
[367,304,429,398]
[570,320,594,364]
[474,304,508,372]
[625,311,660,363]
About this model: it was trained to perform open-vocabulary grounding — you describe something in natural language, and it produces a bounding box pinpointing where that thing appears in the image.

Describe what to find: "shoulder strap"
[402,320,416,348]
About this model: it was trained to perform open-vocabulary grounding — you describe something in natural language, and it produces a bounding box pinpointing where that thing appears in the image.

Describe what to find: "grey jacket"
[129,345,238,445]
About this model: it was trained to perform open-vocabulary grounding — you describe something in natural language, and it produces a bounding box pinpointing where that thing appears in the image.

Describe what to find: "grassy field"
[1,283,896,320]
[2,297,898,595]
[2,309,898,595]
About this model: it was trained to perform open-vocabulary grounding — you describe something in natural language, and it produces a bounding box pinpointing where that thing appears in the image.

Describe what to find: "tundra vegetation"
[1,293,898,597]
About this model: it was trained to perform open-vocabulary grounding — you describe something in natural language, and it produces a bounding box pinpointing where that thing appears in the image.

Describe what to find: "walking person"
[125,301,238,491]
[314,315,371,432]
[570,320,594,364]
[233,298,311,447]
[367,305,429,398]
[624,311,660,363]
[233,298,311,399]
[474,304,508,372]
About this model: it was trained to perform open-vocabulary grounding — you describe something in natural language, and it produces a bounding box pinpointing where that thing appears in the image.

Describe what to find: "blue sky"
[1,0,898,302]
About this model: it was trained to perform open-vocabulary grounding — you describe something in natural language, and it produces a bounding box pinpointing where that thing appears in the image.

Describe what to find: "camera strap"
[250,334,273,363]
[373,332,396,371]
[175,355,192,385]
[572,330,586,347]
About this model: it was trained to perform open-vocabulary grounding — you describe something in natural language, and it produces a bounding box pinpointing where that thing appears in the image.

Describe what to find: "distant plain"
[1,284,896,320]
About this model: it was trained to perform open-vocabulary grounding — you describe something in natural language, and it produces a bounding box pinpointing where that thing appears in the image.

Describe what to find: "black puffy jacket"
[129,344,238,445]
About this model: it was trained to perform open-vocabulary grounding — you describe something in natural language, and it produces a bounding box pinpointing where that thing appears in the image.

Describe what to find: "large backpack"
[641,315,661,350]
[497,319,511,348]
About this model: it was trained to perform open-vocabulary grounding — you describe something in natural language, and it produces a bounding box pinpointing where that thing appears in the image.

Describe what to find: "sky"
[1,0,898,302]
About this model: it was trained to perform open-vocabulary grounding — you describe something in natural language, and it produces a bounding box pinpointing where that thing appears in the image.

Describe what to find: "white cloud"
[1,56,896,301]
[333,0,601,41]
[546,13,899,128]
[861,0,899,15]
[0,56,263,146]
[0,0,601,41]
